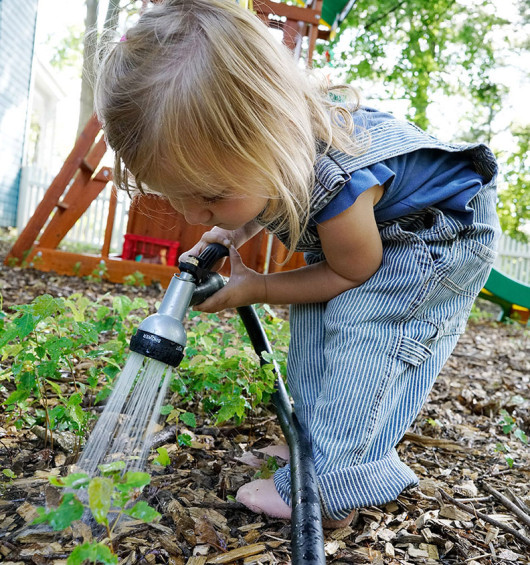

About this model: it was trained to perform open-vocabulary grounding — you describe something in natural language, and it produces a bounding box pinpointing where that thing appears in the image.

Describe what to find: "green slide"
[480,268,530,321]
[320,0,357,27]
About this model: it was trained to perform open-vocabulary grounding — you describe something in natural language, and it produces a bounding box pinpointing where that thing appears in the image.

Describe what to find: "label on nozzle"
[130,330,184,367]
[143,333,161,344]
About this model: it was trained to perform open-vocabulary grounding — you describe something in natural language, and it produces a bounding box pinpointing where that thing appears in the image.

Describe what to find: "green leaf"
[160,404,174,415]
[4,388,31,406]
[30,294,63,318]
[123,500,161,523]
[14,312,37,339]
[514,428,528,445]
[98,461,126,474]
[2,469,16,479]
[112,295,133,319]
[216,397,247,424]
[87,477,113,525]
[50,473,90,489]
[180,412,196,428]
[115,471,151,492]
[153,447,170,467]
[177,434,192,447]
[33,493,84,530]
[68,404,87,430]
[67,542,118,565]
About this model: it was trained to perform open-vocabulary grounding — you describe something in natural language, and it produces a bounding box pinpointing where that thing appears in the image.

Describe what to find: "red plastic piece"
[122,233,180,266]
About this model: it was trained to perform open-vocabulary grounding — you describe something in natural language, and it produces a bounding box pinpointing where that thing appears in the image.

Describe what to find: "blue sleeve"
[314,162,395,223]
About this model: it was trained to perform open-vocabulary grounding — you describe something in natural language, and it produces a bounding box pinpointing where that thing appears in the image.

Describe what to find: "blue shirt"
[314,148,484,225]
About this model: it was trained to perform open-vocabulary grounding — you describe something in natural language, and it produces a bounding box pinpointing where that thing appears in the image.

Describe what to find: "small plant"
[495,408,529,467]
[2,468,16,481]
[86,260,109,283]
[5,256,19,268]
[468,302,495,323]
[28,250,44,268]
[172,306,289,424]
[1,294,149,442]
[499,409,528,444]
[153,447,171,467]
[254,456,280,480]
[425,417,442,428]
[123,271,146,287]
[160,406,196,446]
[33,461,160,564]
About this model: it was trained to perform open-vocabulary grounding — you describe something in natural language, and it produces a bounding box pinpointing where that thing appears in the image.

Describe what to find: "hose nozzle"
[129,272,196,367]
[129,244,229,367]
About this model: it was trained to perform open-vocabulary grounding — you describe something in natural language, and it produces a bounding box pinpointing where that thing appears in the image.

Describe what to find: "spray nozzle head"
[129,244,229,367]
[130,326,185,367]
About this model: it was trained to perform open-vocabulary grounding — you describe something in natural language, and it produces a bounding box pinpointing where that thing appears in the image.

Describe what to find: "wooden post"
[102,185,118,258]
[37,141,109,249]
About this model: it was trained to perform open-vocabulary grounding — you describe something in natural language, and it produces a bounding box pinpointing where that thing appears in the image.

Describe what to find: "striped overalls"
[258,109,501,520]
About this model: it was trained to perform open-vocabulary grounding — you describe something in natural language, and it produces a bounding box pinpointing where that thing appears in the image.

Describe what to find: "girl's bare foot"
[236,478,291,519]
[236,477,359,528]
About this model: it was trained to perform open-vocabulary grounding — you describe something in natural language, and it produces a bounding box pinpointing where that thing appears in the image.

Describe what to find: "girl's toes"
[236,478,291,519]
[257,444,290,461]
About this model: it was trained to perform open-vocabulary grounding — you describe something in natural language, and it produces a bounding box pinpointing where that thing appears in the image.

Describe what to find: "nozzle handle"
[190,273,226,306]
[197,243,230,271]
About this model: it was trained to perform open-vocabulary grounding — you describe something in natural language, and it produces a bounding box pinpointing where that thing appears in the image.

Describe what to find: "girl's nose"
[181,200,212,225]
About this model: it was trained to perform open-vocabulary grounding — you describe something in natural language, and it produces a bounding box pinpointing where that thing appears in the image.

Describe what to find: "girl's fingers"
[179,233,231,263]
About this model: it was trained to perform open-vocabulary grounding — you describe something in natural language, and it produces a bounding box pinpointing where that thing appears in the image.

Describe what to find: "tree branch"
[364,0,408,31]
[438,489,530,548]
[479,482,530,529]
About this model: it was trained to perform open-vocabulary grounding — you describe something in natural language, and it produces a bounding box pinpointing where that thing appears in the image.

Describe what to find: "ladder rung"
[80,159,95,174]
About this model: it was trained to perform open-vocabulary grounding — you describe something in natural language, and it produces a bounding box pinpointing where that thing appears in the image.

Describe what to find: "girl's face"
[165,192,269,230]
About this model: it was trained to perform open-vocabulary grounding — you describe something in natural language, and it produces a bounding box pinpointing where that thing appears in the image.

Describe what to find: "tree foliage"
[330,0,508,131]
[496,127,530,242]
[325,0,529,238]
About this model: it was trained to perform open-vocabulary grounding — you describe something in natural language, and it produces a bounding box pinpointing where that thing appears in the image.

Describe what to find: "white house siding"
[0,0,39,227]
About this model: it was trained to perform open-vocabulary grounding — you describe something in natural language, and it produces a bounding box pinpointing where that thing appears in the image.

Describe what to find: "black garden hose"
[236,305,326,565]
[190,244,326,565]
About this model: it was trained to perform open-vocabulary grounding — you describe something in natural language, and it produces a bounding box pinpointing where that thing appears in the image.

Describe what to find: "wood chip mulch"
[0,234,529,564]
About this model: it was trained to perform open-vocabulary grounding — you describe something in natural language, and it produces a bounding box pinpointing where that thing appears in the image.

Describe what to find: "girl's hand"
[179,228,234,272]
[193,246,267,313]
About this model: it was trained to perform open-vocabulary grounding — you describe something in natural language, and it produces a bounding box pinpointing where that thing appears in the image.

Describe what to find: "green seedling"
[153,447,170,466]
[2,469,16,480]
[254,456,281,480]
[33,462,160,564]
[496,408,529,467]
[123,271,146,287]
[86,260,109,283]
[173,307,289,424]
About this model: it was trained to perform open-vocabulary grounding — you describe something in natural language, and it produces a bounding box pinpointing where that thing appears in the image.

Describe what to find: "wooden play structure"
[6,0,357,287]
[8,0,529,321]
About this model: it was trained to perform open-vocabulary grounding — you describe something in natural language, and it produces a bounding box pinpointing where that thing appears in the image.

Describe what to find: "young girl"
[96,0,500,526]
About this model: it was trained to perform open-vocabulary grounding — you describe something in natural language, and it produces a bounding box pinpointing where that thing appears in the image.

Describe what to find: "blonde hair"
[96,0,364,255]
